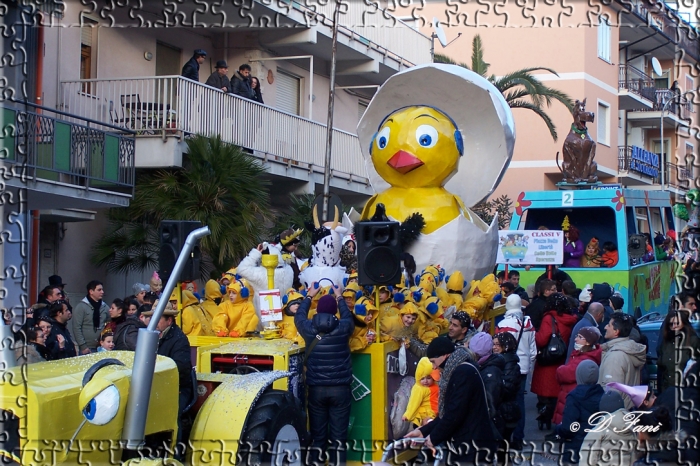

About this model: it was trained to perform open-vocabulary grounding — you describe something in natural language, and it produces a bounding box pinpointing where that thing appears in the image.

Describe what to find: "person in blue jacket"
[295,283,354,466]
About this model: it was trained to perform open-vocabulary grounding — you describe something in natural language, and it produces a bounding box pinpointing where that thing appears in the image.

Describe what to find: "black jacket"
[181,57,200,82]
[45,319,77,360]
[157,324,193,403]
[232,72,255,100]
[295,297,354,386]
[479,353,505,408]
[205,71,231,92]
[555,383,604,461]
[252,87,264,104]
[512,286,529,303]
[499,352,521,403]
[420,362,500,451]
[114,315,146,351]
[525,295,548,330]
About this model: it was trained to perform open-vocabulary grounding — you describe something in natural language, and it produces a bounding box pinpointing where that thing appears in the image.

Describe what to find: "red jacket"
[552,346,602,424]
[531,311,578,398]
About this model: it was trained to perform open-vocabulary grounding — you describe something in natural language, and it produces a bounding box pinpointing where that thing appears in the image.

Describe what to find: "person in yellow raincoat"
[181,290,213,336]
[349,296,379,351]
[212,280,258,337]
[444,270,467,310]
[342,282,362,312]
[381,302,419,342]
[376,285,396,320]
[415,295,445,344]
[201,279,223,321]
[280,288,304,343]
[402,357,437,427]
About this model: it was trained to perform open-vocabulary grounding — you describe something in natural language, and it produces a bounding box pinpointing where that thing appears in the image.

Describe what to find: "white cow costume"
[298,206,348,290]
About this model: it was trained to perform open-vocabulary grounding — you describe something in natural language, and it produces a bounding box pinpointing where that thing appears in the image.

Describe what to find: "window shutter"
[276,70,300,116]
[358,101,368,121]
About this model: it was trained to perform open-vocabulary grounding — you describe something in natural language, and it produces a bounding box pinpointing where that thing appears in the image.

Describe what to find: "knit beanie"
[576,360,599,385]
[599,390,625,413]
[316,295,338,315]
[133,283,148,295]
[578,326,601,346]
[468,332,493,364]
[426,336,456,359]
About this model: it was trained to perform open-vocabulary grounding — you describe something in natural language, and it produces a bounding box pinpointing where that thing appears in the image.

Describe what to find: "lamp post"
[322,0,342,222]
[660,89,692,188]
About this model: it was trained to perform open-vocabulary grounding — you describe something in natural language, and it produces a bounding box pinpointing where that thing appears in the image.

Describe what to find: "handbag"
[536,315,567,366]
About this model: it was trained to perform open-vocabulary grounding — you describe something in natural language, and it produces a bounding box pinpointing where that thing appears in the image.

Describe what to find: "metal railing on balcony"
[617,0,700,62]
[666,162,692,191]
[618,145,660,183]
[1,102,135,192]
[60,76,367,180]
[632,89,694,119]
[618,64,656,101]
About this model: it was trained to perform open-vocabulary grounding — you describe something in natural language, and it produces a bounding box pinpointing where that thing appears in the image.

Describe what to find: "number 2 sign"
[562,191,574,207]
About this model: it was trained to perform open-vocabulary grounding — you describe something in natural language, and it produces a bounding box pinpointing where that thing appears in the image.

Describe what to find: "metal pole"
[660,90,691,189]
[122,226,210,450]
[322,0,341,222]
[430,34,435,62]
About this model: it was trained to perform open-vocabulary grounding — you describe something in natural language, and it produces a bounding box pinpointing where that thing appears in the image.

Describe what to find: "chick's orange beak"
[387,150,424,174]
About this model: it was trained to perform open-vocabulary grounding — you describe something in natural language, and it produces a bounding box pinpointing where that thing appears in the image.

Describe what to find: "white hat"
[505,294,522,312]
[579,284,592,303]
[357,64,515,208]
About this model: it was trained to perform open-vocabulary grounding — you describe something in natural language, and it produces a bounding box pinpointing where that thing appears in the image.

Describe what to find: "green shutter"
[54,121,71,172]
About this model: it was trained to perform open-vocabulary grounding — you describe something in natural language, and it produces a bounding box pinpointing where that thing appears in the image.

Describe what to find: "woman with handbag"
[530,293,578,430]
[492,332,522,460]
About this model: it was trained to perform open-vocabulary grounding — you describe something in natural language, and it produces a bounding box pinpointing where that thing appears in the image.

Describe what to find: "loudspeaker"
[159,220,203,283]
[356,221,402,286]
[628,234,647,260]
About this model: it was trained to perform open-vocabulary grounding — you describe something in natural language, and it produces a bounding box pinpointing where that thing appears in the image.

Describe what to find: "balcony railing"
[618,145,660,182]
[618,64,656,101]
[1,103,135,192]
[632,89,694,119]
[60,76,366,180]
[617,0,700,62]
[666,162,692,191]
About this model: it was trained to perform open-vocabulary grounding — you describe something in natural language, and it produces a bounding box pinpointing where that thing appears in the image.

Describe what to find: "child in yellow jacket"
[212,280,258,337]
[402,357,437,427]
[181,290,213,337]
[279,288,304,343]
[349,296,379,351]
[444,271,467,310]
[380,302,419,342]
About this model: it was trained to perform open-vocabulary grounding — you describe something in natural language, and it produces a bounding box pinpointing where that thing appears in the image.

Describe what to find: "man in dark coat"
[295,284,354,466]
[591,283,614,337]
[45,301,77,360]
[113,304,150,351]
[205,60,231,92]
[231,64,256,100]
[181,49,207,82]
[525,278,556,330]
[406,336,500,464]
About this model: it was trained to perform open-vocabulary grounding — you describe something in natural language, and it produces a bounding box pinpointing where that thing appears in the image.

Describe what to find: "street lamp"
[660,89,693,187]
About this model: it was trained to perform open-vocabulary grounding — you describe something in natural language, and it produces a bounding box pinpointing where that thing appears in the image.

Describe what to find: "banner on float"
[496,230,564,265]
[259,289,283,322]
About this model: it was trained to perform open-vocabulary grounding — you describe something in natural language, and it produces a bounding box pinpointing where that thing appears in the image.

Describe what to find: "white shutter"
[597,16,610,61]
[358,101,368,121]
[81,17,97,46]
[597,102,609,145]
[276,69,300,116]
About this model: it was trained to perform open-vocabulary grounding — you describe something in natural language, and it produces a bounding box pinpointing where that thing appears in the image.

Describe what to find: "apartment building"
[4,0,431,304]
[389,0,697,203]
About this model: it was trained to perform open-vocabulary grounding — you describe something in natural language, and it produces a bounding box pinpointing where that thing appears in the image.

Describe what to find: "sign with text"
[497,230,564,265]
[259,289,282,322]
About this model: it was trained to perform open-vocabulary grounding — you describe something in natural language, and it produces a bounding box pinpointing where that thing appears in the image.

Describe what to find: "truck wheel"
[238,389,306,466]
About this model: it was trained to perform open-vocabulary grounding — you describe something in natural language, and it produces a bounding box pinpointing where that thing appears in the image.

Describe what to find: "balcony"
[666,162,693,192]
[60,76,372,196]
[626,89,693,129]
[1,103,135,211]
[618,64,655,110]
[618,145,660,184]
[616,0,700,62]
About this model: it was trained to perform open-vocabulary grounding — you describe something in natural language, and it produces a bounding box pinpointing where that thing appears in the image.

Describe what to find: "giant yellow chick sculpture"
[358,64,515,283]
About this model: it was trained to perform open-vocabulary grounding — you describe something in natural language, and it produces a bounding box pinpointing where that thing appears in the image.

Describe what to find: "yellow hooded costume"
[202,279,223,320]
[181,290,213,337]
[349,296,379,351]
[462,273,501,321]
[212,280,259,337]
[444,271,466,310]
[403,357,436,426]
[280,289,304,343]
[417,296,446,343]
[380,302,419,342]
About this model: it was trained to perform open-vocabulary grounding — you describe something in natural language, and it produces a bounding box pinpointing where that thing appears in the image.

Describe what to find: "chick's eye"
[416,125,438,148]
[376,127,390,150]
[83,385,120,425]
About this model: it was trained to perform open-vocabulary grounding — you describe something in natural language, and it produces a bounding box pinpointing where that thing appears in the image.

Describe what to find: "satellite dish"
[651,57,662,77]
[432,17,448,48]
[628,234,647,259]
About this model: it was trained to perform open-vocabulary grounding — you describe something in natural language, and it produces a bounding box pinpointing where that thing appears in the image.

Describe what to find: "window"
[652,139,670,158]
[276,69,301,116]
[597,101,610,145]
[636,207,650,234]
[597,16,611,62]
[80,16,98,93]
[663,206,675,233]
[358,101,368,121]
[650,207,663,234]
[686,74,694,93]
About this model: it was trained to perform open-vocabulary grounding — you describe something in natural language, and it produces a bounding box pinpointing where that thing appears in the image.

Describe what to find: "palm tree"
[91,135,272,278]
[435,34,573,141]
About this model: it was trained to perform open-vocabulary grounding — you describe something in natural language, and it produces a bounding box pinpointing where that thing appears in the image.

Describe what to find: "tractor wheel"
[237,389,307,466]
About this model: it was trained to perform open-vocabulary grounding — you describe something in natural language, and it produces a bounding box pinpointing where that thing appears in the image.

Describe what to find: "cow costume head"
[305,205,348,268]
